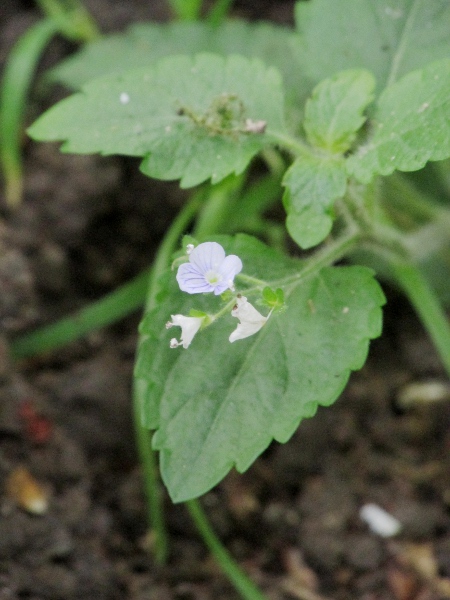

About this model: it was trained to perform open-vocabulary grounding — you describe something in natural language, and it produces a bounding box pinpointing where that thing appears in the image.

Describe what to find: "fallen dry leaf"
[5,466,48,514]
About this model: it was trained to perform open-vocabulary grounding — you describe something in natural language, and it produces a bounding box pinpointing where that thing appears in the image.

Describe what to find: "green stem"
[431,159,450,199]
[132,193,203,564]
[167,0,203,21]
[0,18,58,207]
[208,297,236,323]
[390,261,450,378]
[237,273,267,287]
[132,389,167,564]
[194,175,245,239]
[132,380,168,563]
[206,0,234,26]
[385,0,421,87]
[260,147,286,178]
[279,228,362,291]
[11,266,151,359]
[36,0,100,41]
[144,192,203,312]
[265,129,312,158]
[385,173,450,224]
[404,221,450,263]
[186,499,267,600]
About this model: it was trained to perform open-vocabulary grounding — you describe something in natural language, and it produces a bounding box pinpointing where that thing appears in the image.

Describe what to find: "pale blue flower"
[176,242,243,295]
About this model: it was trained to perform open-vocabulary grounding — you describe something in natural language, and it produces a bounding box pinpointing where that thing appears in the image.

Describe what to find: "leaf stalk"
[0,19,58,207]
[186,499,268,600]
[389,261,450,378]
[133,192,204,563]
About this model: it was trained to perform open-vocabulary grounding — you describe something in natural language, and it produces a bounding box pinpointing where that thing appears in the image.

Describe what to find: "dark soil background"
[1,1,450,599]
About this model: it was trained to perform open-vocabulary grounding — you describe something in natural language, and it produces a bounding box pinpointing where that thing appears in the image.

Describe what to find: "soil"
[1,2,450,599]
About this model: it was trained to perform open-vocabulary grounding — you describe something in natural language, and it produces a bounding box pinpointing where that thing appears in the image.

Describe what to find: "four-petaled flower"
[166,314,204,349]
[176,242,242,295]
[229,295,270,343]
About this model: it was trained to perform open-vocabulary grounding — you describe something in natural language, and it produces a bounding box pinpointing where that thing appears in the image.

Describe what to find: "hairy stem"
[207,0,235,26]
[133,193,203,564]
[390,261,450,378]
[36,0,100,40]
[237,273,268,287]
[384,173,450,224]
[265,129,312,158]
[132,393,168,564]
[186,499,267,600]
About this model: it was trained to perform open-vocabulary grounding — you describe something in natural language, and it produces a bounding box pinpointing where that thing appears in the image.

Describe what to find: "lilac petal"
[219,254,243,281]
[176,263,213,294]
[189,242,225,274]
[212,254,243,294]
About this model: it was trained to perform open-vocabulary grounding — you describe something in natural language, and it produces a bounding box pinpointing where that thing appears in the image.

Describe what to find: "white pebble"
[360,503,402,537]
[397,380,450,408]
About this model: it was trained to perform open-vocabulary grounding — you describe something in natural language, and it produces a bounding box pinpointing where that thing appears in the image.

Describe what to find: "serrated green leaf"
[347,59,450,183]
[28,54,285,188]
[304,70,375,153]
[294,0,450,95]
[48,20,303,108]
[282,70,373,250]
[135,234,385,502]
[283,156,347,249]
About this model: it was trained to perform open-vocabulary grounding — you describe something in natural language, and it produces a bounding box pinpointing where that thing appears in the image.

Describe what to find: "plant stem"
[36,0,100,41]
[11,267,152,359]
[143,193,203,313]
[265,129,312,158]
[132,380,168,564]
[385,173,450,225]
[237,273,267,287]
[0,18,58,207]
[390,261,450,378]
[186,499,267,600]
[207,0,234,26]
[276,228,362,292]
[167,0,203,21]
[194,175,245,239]
[346,178,450,376]
[132,390,167,564]
[132,193,203,564]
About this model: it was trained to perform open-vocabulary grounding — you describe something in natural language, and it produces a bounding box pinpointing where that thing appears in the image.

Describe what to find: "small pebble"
[360,503,402,538]
[397,380,450,408]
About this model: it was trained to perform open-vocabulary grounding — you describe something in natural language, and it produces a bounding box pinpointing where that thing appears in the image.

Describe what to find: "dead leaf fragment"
[5,466,48,514]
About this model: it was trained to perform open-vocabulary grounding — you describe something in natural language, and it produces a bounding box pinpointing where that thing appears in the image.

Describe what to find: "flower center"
[205,270,222,286]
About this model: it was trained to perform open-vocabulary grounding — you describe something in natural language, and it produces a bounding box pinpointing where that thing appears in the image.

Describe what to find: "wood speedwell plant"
[10,0,450,598]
